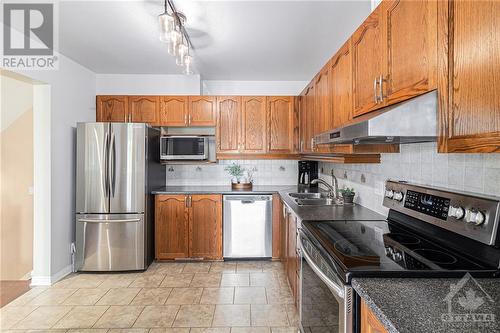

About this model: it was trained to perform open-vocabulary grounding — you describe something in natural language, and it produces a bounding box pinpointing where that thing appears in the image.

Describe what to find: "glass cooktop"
[301,219,495,279]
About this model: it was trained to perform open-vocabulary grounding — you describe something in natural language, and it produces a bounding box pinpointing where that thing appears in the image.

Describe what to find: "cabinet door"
[188,194,222,259]
[268,96,295,153]
[314,67,332,135]
[241,96,267,153]
[188,96,216,126]
[96,96,128,122]
[303,84,315,152]
[351,5,385,117]
[159,96,188,127]
[129,96,159,125]
[330,41,353,129]
[361,299,389,333]
[216,96,241,153]
[383,0,437,106]
[155,195,189,260]
[437,0,500,153]
[287,213,298,301]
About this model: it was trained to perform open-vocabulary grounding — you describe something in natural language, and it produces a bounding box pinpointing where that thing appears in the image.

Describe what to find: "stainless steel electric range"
[298,180,500,333]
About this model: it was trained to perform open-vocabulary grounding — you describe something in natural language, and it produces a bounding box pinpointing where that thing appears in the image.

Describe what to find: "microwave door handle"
[298,235,345,299]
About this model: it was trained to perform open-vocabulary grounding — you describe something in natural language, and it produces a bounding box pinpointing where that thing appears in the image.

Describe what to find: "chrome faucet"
[311,170,339,200]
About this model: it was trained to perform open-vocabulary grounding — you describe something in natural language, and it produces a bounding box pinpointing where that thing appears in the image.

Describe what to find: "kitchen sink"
[288,192,329,199]
[295,198,344,206]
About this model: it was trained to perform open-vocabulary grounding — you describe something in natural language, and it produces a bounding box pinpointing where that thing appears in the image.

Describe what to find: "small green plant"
[224,163,244,179]
[339,187,355,197]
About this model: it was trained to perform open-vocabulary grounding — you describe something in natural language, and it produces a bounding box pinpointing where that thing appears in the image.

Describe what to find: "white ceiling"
[60,0,371,80]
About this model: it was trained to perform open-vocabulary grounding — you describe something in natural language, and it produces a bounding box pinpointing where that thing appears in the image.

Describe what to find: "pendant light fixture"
[158,0,195,75]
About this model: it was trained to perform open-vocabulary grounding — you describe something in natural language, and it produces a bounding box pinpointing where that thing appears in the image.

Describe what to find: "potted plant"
[339,187,355,204]
[224,163,252,189]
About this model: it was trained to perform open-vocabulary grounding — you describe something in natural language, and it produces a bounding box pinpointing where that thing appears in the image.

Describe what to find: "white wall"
[318,142,500,216]
[9,54,96,284]
[202,80,308,95]
[96,74,201,95]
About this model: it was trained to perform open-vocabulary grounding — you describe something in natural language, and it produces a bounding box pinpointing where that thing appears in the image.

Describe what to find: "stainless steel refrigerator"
[75,123,164,271]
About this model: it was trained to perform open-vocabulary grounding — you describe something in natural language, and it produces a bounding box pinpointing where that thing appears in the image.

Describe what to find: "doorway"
[0,70,35,306]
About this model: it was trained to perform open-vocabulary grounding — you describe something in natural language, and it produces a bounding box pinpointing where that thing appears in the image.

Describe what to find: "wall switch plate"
[375,181,384,195]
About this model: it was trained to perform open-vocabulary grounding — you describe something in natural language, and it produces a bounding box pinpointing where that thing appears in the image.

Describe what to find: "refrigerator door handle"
[104,131,110,198]
[77,218,141,223]
[109,132,117,197]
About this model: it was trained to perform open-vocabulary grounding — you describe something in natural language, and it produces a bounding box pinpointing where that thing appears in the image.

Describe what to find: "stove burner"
[413,248,458,265]
[387,233,421,245]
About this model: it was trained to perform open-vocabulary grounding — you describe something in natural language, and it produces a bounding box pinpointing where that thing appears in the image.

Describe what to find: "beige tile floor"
[0,261,300,333]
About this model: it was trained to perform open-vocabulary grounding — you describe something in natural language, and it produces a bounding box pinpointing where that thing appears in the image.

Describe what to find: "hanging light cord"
[166,0,194,50]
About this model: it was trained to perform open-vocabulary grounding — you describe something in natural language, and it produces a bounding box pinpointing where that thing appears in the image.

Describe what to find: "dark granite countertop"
[352,277,500,333]
[152,185,385,222]
[151,185,296,195]
[278,188,386,222]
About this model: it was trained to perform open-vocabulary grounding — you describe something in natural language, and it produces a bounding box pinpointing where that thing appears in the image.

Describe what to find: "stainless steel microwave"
[160,136,209,160]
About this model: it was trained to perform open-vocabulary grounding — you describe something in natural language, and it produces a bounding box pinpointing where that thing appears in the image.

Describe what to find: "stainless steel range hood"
[315,90,437,145]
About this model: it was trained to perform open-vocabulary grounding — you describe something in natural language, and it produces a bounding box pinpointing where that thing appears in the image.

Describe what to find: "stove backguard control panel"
[383,180,500,246]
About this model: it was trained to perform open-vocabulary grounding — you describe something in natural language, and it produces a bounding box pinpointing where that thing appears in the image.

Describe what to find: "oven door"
[160,136,208,160]
[299,230,353,333]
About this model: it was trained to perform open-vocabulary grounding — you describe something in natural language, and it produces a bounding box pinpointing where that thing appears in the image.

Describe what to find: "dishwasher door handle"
[241,200,255,204]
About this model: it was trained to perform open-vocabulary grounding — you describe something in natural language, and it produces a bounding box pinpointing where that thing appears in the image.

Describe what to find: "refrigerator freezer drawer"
[75,213,145,271]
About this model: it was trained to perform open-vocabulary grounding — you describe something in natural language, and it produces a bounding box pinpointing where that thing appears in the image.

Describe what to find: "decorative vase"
[342,194,355,204]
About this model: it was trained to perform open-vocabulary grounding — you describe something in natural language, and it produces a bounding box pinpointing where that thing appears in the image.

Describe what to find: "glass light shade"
[184,55,193,74]
[158,12,174,42]
[176,43,188,66]
[169,29,181,55]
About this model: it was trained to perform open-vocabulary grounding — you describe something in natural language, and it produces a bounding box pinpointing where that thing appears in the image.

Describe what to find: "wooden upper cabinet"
[303,84,315,153]
[383,0,437,105]
[314,68,332,135]
[96,96,128,122]
[361,299,389,333]
[241,96,267,153]
[351,5,386,117]
[330,41,353,129]
[268,96,295,153]
[437,0,500,153]
[155,195,189,260]
[217,96,241,153]
[129,96,159,124]
[189,194,222,259]
[159,96,188,127]
[188,96,216,126]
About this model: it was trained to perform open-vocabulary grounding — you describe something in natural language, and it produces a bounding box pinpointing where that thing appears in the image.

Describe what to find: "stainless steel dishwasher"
[223,195,273,258]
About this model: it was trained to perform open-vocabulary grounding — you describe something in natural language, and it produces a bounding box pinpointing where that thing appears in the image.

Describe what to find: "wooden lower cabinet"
[155,195,189,260]
[280,201,299,307]
[189,195,222,259]
[361,299,389,333]
[155,194,222,260]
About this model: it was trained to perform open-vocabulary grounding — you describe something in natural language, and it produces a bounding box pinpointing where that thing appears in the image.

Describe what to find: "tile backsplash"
[166,160,298,186]
[319,142,500,216]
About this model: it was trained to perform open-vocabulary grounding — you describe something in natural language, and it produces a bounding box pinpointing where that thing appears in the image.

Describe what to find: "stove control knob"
[393,252,403,261]
[448,206,465,220]
[465,209,486,226]
[385,189,394,199]
[393,191,404,202]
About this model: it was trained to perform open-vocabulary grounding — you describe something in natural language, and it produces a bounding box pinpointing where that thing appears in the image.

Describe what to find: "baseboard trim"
[30,265,72,286]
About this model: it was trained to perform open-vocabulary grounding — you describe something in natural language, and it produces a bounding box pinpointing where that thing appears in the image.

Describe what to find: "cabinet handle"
[184,114,188,125]
[189,114,192,125]
[378,75,384,103]
[311,137,315,151]
[373,78,379,103]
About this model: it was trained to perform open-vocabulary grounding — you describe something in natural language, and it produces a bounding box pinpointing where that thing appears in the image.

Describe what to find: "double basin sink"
[288,192,343,206]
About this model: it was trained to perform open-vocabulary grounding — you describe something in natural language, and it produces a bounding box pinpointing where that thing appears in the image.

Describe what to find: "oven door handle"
[299,235,345,300]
